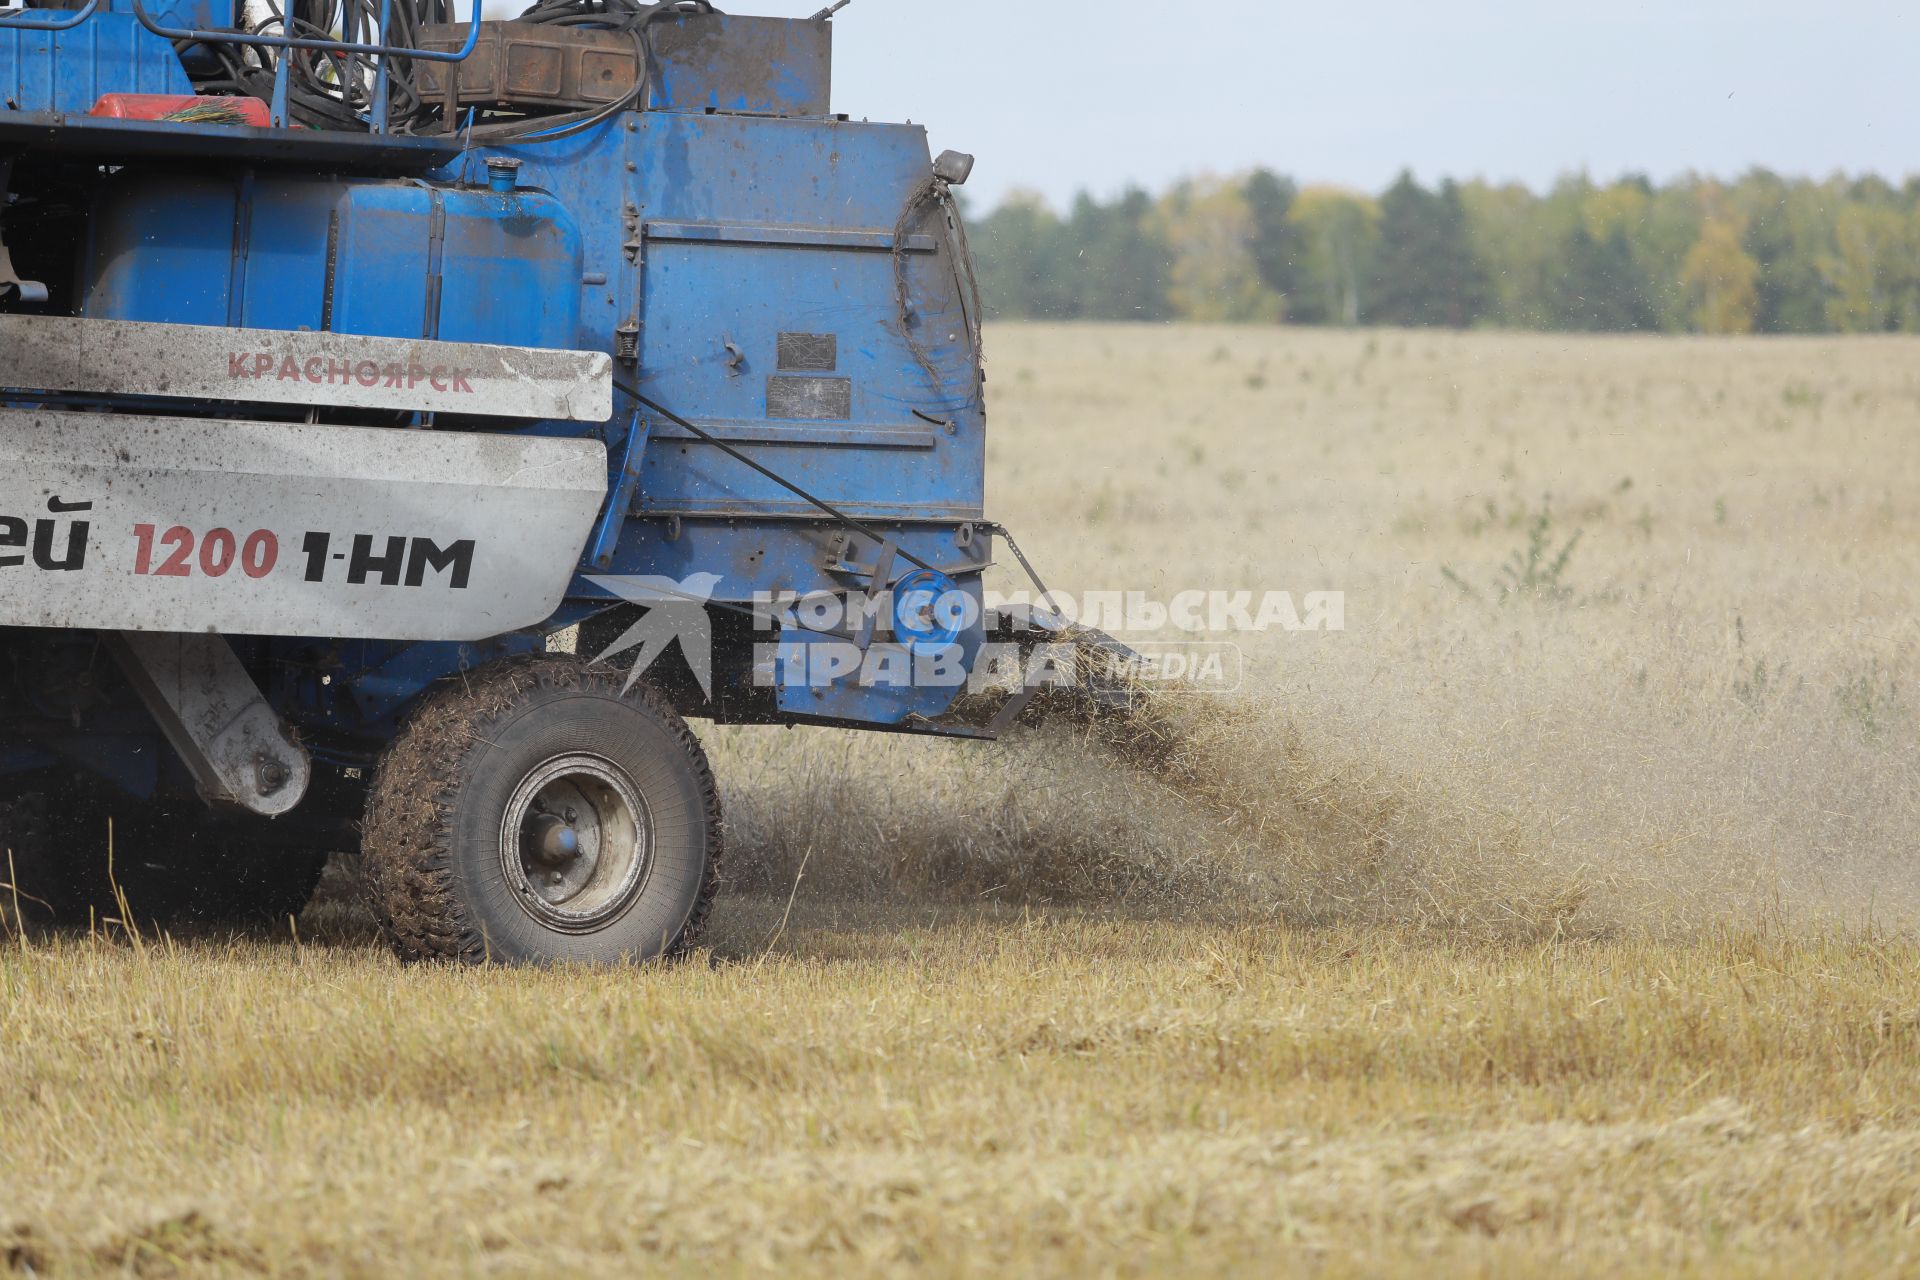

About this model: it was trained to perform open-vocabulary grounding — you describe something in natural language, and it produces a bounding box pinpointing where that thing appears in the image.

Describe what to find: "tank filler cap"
[485,157,523,193]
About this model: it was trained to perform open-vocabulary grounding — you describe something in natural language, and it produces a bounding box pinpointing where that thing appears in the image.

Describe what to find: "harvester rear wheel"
[360,658,721,965]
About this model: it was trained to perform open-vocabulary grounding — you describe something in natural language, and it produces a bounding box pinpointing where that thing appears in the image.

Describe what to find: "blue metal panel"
[325,636,545,735]
[83,174,238,325]
[636,113,925,230]
[646,14,830,118]
[333,183,584,345]
[569,518,989,727]
[435,123,631,359]
[107,0,233,37]
[583,519,986,604]
[766,631,982,727]
[419,103,994,725]
[0,12,189,114]
[239,180,332,331]
[329,185,431,339]
[85,174,583,350]
[436,187,584,349]
[626,113,983,522]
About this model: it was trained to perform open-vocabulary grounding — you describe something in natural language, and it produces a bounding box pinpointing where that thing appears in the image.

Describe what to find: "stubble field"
[5,324,1920,1276]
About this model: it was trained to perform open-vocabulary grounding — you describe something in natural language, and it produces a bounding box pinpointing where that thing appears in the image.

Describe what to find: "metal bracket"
[0,156,47,304]
[822,532,902,651]
[824,531,888,583]
[828,538,990,585]
[622,202,642,263]
[0,238,43,305]
[106,632,312,817]
[586,412,652,569]
[850,538,899,651]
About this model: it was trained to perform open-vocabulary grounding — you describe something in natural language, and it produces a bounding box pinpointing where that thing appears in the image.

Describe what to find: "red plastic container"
[88,94,271,127]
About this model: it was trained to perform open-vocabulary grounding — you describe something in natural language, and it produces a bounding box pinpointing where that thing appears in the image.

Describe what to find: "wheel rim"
[499,754,652,932]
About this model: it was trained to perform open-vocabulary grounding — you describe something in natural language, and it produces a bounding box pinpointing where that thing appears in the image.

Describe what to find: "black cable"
[608,376,941,576]
[186,0,719,135]
[461,1,718,143]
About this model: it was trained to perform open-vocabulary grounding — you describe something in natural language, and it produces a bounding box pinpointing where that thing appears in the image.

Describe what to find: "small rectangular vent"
[767,376,852,421]
[777,332,838,372]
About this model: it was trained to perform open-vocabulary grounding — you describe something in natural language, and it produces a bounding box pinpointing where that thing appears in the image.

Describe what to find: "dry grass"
[6,325,1920,1276]
[7,913,1920,1276]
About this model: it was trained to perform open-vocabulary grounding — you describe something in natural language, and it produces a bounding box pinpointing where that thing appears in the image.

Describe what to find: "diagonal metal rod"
[610,376,939,575]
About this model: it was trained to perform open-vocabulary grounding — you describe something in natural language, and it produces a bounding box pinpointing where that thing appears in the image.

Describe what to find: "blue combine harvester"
[0,0,1094,961]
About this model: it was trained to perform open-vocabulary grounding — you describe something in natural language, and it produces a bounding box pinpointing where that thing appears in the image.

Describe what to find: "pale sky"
[728,0,1917,211]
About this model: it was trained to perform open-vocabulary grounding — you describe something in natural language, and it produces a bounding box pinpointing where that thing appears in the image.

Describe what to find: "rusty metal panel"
[416,22,639,110]
[0,408,608,642]
[0,315,612,421]
[420,15,828,117]
[646,14,831,117]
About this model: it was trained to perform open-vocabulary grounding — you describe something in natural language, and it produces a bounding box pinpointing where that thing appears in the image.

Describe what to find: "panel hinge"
[622,202,642,263]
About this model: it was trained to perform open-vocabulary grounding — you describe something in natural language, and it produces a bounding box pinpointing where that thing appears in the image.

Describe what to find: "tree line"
[967,169,1920,333]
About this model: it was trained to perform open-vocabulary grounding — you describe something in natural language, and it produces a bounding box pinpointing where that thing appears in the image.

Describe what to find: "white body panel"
[0,409,609,641]
[0,316,614,422]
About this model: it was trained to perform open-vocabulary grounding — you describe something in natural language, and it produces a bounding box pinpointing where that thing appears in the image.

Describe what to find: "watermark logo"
[584,572,721,698]
[585,574,1341,698]
[752,588,1344,637]
[1070,641,1244,693]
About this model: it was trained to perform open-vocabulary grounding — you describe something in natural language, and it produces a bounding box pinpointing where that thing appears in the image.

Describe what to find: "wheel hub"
[500,754,652,932]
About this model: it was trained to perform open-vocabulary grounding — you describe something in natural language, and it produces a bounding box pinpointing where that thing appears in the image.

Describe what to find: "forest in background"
[967,169,1920,333]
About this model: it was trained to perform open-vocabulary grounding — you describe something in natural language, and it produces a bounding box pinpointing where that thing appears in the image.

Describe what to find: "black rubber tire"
[360,657,722,965]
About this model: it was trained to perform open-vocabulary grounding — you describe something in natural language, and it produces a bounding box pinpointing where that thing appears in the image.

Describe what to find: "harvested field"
[6,325,1919,1276]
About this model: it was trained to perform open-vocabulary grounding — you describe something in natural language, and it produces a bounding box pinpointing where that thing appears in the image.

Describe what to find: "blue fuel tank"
[83,173,585,350]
